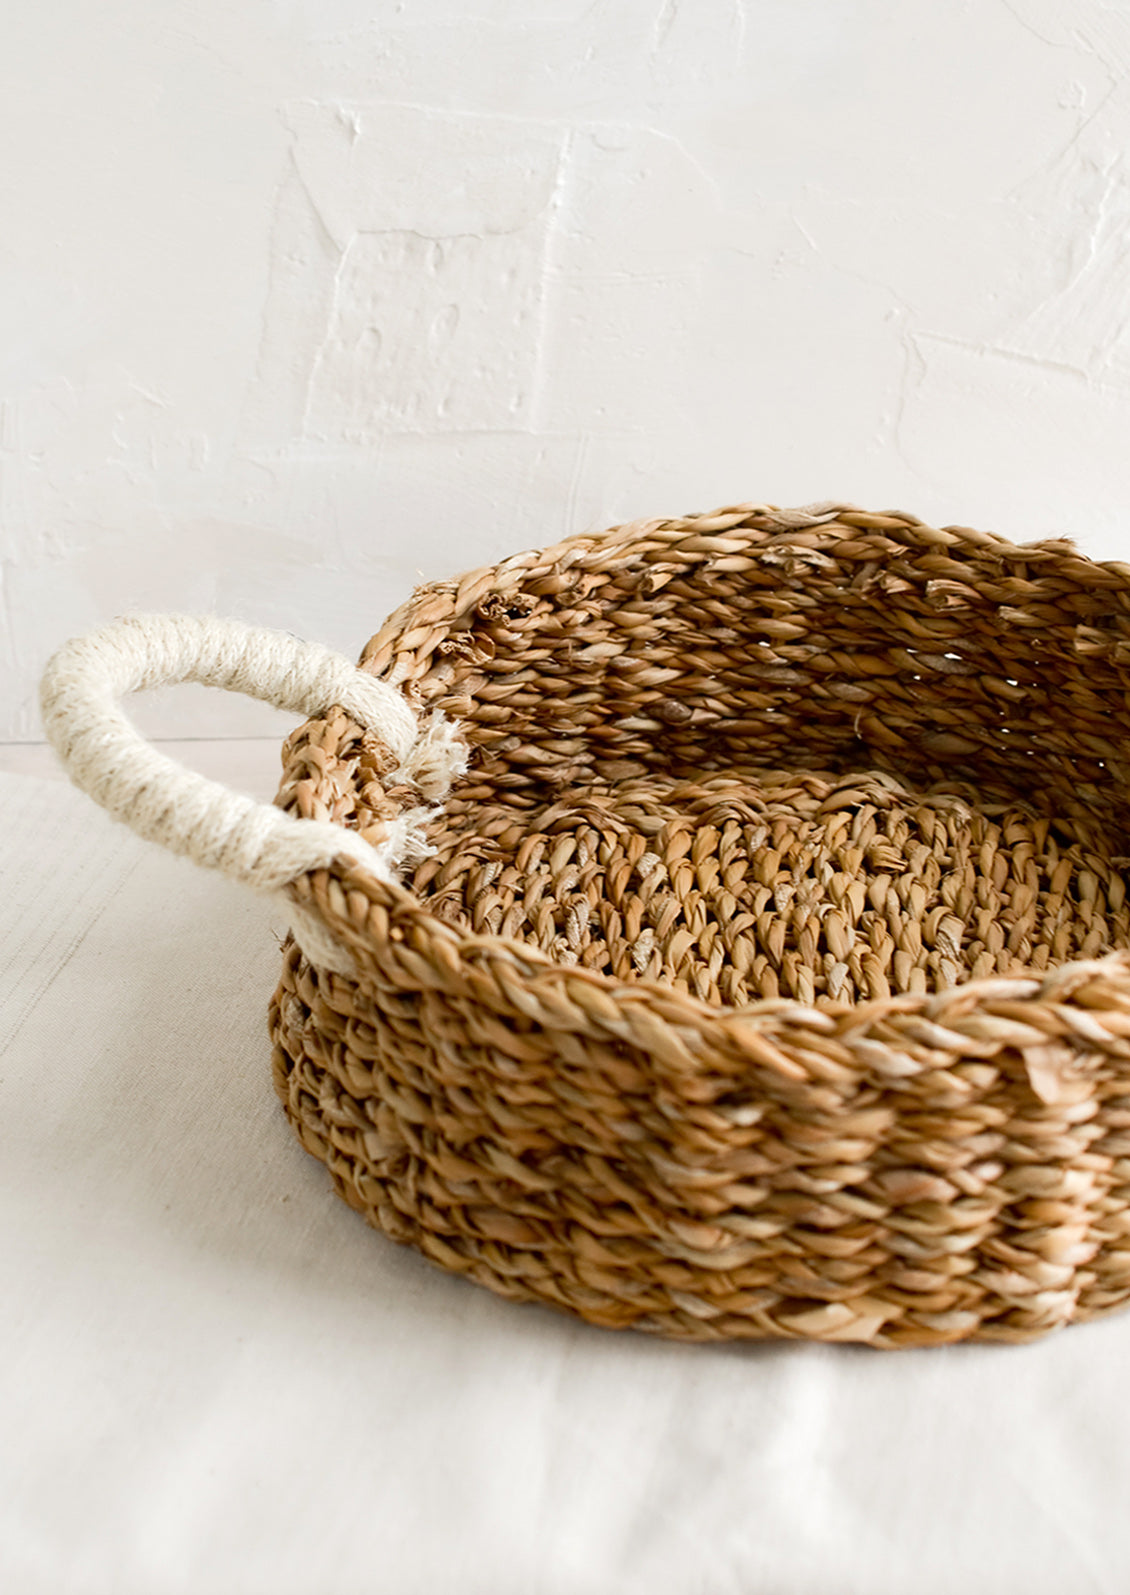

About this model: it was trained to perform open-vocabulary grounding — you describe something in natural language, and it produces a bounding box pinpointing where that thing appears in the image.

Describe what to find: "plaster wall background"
[3,0,1130,738]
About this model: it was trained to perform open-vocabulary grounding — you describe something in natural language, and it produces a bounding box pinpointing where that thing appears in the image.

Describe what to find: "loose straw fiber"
[270,503,1130,1347]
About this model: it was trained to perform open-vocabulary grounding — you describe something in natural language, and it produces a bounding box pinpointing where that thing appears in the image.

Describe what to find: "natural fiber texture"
[270,503,1130,1346]
[39,612,466,970]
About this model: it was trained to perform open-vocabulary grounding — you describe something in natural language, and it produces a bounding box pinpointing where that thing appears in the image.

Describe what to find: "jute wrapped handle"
[38,614,466,966]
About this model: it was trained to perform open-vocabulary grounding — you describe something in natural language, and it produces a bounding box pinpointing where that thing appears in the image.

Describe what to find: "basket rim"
[357,501,1130,667]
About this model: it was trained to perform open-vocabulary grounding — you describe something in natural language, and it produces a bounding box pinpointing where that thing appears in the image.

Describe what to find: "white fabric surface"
[3,766,1130,1595]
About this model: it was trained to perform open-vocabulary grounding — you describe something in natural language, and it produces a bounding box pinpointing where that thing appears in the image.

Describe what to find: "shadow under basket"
[271,502,1130,1348]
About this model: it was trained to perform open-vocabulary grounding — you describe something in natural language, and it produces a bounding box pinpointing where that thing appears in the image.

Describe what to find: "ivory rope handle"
[39,614,466,967]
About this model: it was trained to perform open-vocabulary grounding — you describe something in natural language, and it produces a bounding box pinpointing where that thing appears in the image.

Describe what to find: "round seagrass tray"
[40,502,1130,1348]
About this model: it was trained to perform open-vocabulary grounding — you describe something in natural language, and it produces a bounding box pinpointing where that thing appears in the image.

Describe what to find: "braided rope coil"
[39,612,466,969]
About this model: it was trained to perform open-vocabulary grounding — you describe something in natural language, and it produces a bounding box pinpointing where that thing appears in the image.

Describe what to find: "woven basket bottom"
[408,765,1130,1008]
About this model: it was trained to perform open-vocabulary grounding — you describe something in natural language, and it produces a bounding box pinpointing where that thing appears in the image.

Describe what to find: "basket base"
[408,764,1129,1008]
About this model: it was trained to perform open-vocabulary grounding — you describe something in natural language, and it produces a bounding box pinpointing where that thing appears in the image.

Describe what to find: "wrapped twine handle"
[38,614,466,970]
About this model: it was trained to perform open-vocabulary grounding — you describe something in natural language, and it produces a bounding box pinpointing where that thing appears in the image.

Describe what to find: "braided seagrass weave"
[270,502,1130,1347]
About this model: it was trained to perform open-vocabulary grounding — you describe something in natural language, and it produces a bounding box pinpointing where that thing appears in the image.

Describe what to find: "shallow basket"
[43,503,1130,1347]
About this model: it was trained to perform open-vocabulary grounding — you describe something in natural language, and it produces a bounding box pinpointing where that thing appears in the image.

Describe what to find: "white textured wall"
[4,0,1130,739]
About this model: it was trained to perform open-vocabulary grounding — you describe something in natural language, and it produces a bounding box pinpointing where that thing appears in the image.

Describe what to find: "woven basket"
[42,503,1130,1347]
